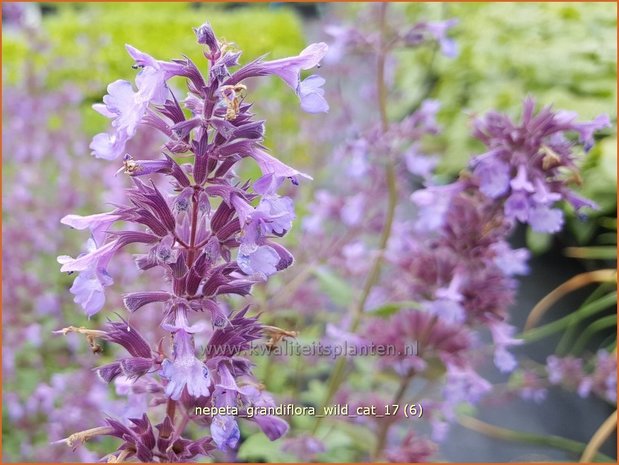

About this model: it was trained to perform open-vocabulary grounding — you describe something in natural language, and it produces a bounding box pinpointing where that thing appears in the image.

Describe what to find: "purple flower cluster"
[470,98,610,233]
[278,5,609,459]
[547,351,616,402]
[56,22,325,461]
[384,99,608,439]
[325,15,458,63]
[3,48,168,460]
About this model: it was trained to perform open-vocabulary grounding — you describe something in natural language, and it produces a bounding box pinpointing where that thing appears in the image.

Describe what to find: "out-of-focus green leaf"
[367,300,420,318]
[564,246,617,260]
[526,228,553,255]
[312,266,354,308]
[572,314,617,354]
[521,291,617,342]
[237,432,296,463]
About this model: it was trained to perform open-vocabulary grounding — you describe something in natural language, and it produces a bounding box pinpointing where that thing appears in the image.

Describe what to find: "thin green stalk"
[373,372,415,460]
[556,282,614,355]
[460,416,614,462]
[520,292,617,343]
[572,314,618,354]
[312,3,396,434]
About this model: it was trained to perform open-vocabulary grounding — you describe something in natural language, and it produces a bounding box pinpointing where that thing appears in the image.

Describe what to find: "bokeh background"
[2,2,617,462]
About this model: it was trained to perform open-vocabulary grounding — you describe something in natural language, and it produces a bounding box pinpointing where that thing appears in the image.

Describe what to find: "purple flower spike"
[469,98,608,232]
[58,20,313,461]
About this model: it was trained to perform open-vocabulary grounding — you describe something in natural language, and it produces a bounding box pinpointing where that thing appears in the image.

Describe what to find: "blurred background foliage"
[2,2,616,462]
[3,2,306,160]
[4,2,616,212]
[383,2,617,249]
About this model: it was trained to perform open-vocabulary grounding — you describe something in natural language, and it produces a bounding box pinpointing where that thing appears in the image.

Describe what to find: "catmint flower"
[57,20,319,461]
[249,147,313,194]
[546,352,616,402]
[470,97,610,232]
[58,238,116,316]
[210,414,241,450]
[228,42,329,113]
[364,309,472,376]
[298,75,329,113]
[194,21,218,51]
[60,211,121,244]
[489,321,523,373]
[161,329,211,400]
[403,19,459,57]
[516,369,548,403]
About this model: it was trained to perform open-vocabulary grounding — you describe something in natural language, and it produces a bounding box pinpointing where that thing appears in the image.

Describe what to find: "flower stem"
[459,415,615,462]
[580,409,617,462]
[372,371,414,460]
[313,2,397,434]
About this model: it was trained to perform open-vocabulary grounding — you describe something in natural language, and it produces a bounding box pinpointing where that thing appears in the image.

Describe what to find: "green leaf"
[572,314,618,354]
[564,246,617,260]
[526,228,553,255]
[367,300,419,318]
[312,266,354,308]
[237,433,296,463]
[520,291,617,342]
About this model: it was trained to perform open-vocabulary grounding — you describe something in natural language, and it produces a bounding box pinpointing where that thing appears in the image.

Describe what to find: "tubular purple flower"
[253,415,290,441]
[210,414,240,450]
[69,267,113,317]
[227,42,328,113]
[123,291,171,313]
[103,320,152,358]
[257,42,328,89]
[161,329,211,400]
[403,19,459,58]
[249,148,313,194]
[125,44,184,103]
[425,19,459,57]
[57,239,116,273]
[90,80,141,160]
[194,21,218,51]
[237,243,281,280]
[298,75,329,113]
[473,157,510,198]
[61,211,120,244]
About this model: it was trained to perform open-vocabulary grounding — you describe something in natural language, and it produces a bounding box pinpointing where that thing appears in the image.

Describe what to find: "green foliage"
[3,3,306,152]
[389,2,617,223]
[237,432,296,462]
[312,266,355,308]
[4,3,305,90]
[395,2,616,164]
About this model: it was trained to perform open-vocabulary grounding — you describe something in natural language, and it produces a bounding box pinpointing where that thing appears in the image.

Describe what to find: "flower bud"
[194,21,218,51]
